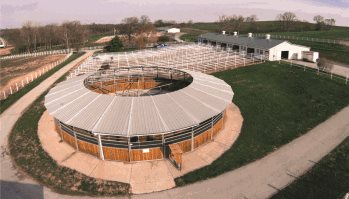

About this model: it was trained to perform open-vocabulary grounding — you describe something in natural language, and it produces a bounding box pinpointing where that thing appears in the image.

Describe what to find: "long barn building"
[198,32,312,61]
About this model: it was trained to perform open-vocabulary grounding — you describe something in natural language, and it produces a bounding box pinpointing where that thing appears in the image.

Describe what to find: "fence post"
[31,74,34,81]
[3,91,6,99]
[16,83,19,91]
[26,77,29,84]
[10,86,13,95]
[21,80,24,87]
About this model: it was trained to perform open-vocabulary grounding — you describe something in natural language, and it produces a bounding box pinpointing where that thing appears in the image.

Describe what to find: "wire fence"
[0,53,73,100]
[254,33,338,44]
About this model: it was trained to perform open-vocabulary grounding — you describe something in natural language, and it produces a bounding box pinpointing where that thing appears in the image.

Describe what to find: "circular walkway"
[38,103,243,194]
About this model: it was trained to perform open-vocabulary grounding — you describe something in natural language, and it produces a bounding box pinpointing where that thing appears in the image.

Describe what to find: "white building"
[0,37,6,48]
[167,28,180,34]
[198,32,313,61]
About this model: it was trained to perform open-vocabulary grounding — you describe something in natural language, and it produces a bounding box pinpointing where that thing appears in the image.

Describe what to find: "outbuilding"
[198,32,312,61]
[167,28,180,34]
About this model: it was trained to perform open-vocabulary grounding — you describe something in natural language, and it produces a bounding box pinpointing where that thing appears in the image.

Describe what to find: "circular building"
[45,66,233,166]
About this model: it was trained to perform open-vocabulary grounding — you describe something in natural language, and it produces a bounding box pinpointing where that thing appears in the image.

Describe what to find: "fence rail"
[281,60,348,85]
[0,52,73,100]
[254,33,338,44]
[0,46,103,60]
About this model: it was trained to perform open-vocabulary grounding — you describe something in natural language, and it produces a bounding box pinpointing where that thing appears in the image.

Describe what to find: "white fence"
[0,49,72,60]
[0,46,104,60]
[254,33,338,44]
[282,60,349,84]
[0,53,73,100]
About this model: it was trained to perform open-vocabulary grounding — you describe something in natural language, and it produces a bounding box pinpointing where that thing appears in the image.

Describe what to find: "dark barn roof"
[199,32,286,50]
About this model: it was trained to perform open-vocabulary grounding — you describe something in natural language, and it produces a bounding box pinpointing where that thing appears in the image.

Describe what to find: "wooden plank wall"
[176,139,192,153]
[131,148,163,161]
[89,80,159,94]
[77,140,99,157]
[194,130,211,149]
[58,117,223,162]
[212,119,223,138]
[103,147,129,162]
[61,130,76,149]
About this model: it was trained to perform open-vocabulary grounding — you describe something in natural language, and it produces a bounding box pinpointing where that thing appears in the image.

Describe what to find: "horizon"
[1,0,349,29]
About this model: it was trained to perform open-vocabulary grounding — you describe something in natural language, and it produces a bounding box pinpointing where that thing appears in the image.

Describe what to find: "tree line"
[2,21,88,53]
[217,12,336,33]
[1,15,172,53]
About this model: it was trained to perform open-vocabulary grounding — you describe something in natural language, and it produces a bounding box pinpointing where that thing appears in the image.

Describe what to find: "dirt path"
[0,51,95,199]
[134,105,349,199]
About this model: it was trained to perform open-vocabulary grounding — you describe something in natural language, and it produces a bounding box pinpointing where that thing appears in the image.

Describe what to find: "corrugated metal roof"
[199,32,286,50]
[45,70,234,136]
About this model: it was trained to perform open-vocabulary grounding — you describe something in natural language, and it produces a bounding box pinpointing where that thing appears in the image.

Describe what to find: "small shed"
[167,28,180,34]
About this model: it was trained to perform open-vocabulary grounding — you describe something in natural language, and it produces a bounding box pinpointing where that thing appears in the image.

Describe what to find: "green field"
[268,29,349,41]
[0,52,85,114]
[175,62,349,186]
[272,137,349,199]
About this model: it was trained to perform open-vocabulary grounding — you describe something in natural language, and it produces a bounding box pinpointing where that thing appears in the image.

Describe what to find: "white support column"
[211,117,214,140]
[191,127,194,151]
[128,137,132,162]
[97,134,104,160]
[73,128,79,151]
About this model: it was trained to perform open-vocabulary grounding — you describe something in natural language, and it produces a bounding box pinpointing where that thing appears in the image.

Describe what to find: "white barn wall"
[268,42,310,61]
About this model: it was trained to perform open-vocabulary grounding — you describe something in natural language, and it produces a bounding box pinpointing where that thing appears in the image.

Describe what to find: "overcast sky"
[1,0,348,28]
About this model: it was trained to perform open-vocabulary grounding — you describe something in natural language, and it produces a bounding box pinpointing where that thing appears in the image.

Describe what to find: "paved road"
[134,105,349,199]
[0,51,95,199]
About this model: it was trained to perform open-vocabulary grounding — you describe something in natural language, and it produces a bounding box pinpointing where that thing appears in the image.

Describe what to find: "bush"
[158,35,170,43]
[105,36,123,52]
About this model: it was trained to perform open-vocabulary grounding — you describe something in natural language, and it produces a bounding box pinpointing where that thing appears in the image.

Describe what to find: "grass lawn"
[9,70,130,196]
[269,29,349,41]
[0,52,85,114]
[175,62,349,186]
[272,137,349,199]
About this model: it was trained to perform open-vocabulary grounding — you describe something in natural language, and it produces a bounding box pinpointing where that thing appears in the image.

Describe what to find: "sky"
[1,0,348,28]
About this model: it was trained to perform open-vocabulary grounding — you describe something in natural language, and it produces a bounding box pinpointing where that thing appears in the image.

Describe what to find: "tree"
[324,18,336,30]
[218,15,245,34]
[277,12,297,31]
[313,15,325,30]
[105,36,123,52]
[245,15,257,23]
[120,17,139,42]
[61,21,87,50]
[317,58,333,72]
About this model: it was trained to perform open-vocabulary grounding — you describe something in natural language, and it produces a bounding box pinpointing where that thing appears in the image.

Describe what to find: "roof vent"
[248,33,253,38]
[233,31,238,36]
[266,34,271,40]
[222,31,226,35]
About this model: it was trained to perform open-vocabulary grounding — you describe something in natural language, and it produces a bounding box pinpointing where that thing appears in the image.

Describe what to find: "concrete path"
[134,105,349,199]
[38,103,243,194]
[174,33,185,43]
[0,51,95,199]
